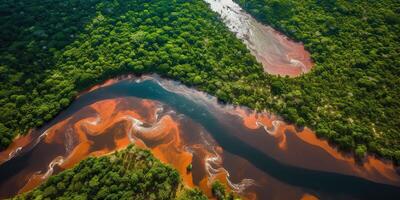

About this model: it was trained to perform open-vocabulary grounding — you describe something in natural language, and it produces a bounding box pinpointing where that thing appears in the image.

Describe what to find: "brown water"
[0,76,399,200]
[204,0,313,77]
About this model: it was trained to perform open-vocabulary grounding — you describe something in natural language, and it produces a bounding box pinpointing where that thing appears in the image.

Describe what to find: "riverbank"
[1,76,400,200]
[13,144,210,200]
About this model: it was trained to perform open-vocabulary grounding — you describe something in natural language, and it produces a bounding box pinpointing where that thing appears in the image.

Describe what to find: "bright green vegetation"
[0,0,399,163]
[233,0,400,162]
[14,145,208,200]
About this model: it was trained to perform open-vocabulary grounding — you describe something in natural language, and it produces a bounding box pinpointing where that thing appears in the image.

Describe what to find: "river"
[204,0,313,77]
[0,75,399,200]
[0,1,396,199]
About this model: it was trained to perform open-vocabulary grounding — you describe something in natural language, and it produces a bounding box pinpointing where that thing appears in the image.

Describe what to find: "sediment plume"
[0,98,248,199]
[234,107,400,186]
[204,0,313,77]
[0,132,33,165]
[1,76,399,200]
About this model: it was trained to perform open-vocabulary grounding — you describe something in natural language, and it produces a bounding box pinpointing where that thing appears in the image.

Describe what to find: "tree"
[355,145,367,159]
[60,98,70,108]
[270,80,284,95]
[186,164,192,173]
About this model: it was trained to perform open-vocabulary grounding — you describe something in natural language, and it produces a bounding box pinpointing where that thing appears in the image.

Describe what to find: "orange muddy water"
[0,76,399,200]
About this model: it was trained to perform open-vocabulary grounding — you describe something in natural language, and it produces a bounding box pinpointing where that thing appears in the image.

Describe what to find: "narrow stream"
[204,0,313,77]
[1,76,399,200]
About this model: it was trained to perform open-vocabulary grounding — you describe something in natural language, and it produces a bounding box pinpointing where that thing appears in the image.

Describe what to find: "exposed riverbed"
[1,75,399,200]
[204,0,313,77]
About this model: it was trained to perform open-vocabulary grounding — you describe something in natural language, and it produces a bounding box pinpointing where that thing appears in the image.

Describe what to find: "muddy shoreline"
[1,75,399,200]
[204,0,313,77]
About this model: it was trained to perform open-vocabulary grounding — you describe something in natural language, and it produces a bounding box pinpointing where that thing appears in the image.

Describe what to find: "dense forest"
[0,0,399,164]
[0,0,263,148]
[233,0,400,161]
[13,145,211,200]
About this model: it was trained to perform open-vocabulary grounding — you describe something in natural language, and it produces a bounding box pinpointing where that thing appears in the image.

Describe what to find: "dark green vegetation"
[186,164,192,172]
[0,0,399,164]
[14,145,208,200]
[0,0,262,148]
[233,0,400,162]
[211,181,239,200]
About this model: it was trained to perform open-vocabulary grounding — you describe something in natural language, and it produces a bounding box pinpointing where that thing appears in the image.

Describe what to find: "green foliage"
[212,181,226,199]
[1,0,399,165]
[14,145,207,200]
[176,188,208,200]
[211,181,237,200]
[355,144,368,159]
[186,164,192,172]
[0,0,262,150]
[234,0,400,163]
[0,123,11,147]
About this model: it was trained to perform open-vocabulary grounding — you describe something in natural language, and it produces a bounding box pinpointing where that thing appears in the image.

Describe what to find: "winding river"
[1,75,399,200]
[204,0,313,77]
[0,1,397,199]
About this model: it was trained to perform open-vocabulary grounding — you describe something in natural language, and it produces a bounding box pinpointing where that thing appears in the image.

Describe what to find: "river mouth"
[0,75,399,200]
[204,0,313,77]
